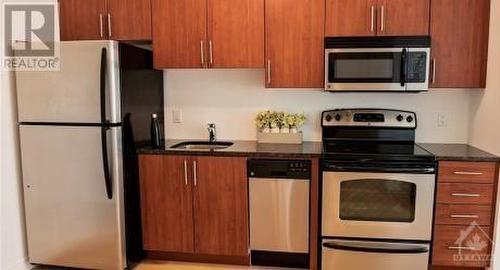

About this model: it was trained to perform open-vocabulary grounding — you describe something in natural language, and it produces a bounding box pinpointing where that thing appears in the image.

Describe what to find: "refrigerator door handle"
[100,47,109,125]
[101,126,113,199]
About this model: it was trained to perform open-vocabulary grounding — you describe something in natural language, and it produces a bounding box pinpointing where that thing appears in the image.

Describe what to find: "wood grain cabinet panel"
[430,0,491,88]
[193,156,249,256]
[152,0,208,68]
[59,0,107,41]
[436,183,494,205]
[325,0,377,37]
[207,0,264,68]
[438,161,496,184]
[107,0,152,40]
[377,0,429,36]
[265,0,325,88]
[139,155,195,253]
[435,204,492,226]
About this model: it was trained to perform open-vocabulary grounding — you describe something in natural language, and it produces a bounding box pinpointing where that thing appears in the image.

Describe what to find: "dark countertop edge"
[417,143,500,162]
[136,149,322,159]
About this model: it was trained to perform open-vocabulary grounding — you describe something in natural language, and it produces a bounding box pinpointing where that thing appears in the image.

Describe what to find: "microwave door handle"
[400,48,407,87]
[323,241,429,254]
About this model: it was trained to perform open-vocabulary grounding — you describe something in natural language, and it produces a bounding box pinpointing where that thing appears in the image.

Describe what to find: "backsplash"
[164,69,472,143]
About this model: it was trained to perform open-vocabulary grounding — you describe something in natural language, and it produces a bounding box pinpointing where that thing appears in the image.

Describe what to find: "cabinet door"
[325,0,377,37]
[152,0,208,68]
[207,0,264,68]
[265,0,325,88]
[193,156,248,256]
[430,0,490,88]
[107,0,152,40]
[59,0,107,41]
[377,0,429,36]
[139,155,195,253]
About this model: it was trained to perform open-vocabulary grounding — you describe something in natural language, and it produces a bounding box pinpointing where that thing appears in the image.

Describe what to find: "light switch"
[172,109,182,123]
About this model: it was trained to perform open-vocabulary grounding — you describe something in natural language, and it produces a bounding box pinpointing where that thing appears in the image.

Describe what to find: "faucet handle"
[208,123,216,129]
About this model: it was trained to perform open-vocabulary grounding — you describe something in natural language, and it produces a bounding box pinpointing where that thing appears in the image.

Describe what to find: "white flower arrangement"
[255,110,307,133]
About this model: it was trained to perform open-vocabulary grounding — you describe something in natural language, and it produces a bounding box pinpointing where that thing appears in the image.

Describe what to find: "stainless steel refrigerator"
[16,41,163,269]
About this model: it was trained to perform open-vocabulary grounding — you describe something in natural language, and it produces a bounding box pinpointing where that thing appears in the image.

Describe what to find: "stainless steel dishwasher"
[248,159,310,268]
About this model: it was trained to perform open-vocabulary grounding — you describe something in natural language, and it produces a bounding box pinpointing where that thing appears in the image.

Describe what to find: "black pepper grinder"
[150,113,161,149]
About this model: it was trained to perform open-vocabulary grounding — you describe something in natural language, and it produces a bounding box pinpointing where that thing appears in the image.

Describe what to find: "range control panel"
[322,109,417,129]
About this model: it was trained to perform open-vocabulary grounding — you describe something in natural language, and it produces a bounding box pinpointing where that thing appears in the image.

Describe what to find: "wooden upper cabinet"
[207,0,264,68]
[139,155,195,253]
[326,0,377,37]
[265,0,325,88]
[430,0,490,88]
[193,156,248,256]
[59,0,152,41]
[152,0,208,68]
[59,0,107,41]
[326,0,429,37]
[107,0,152,40]
[377,0,429,36]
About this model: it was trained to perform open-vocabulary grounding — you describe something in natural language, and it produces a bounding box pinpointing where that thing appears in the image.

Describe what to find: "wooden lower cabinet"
[139,154,249,262]
[431,161,499,269]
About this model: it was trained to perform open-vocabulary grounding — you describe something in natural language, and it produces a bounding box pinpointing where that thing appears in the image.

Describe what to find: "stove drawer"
[436,183,493,205]
[432,225,491,267]
[435,204,492,226]
[438,161,496,184]
[322,239,430,270]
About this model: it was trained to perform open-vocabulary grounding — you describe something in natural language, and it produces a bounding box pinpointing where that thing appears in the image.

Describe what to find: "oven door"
[325,48,429,92]
[322,171,435,240]
[322,239,430,270]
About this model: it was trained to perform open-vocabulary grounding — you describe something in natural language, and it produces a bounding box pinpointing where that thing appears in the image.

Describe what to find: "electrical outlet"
[438,113,447,127]
[172,109,182,123]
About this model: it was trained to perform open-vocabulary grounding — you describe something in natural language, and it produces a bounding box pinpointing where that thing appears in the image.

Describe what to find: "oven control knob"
[334,114,342,121]
[406,116,414,123]
[325,114,333,122]
[396,115,404,122]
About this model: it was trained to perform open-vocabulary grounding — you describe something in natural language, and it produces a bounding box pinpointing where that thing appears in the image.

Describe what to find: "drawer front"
[435,204,492,226]
[432,225,491,267]
[437,183,493,204]
[438,161,497,184]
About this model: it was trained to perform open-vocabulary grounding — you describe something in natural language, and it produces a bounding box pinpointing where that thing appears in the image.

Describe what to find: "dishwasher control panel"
[248,159,311,179]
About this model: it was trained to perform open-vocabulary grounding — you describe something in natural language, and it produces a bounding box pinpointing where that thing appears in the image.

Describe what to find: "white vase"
[290,127,298,133]
[281,127,290,133]
[271,127,280,133]
[262,127,270,133]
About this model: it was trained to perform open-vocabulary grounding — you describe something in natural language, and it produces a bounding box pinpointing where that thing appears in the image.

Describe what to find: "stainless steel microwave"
[325,36,431,92]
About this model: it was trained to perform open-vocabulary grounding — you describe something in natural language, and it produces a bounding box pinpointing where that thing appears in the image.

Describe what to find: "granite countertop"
[418,143,500,162]
[137,139,323,158]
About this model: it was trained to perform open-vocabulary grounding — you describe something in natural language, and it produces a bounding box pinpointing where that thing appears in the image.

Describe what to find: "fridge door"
[20,125,126,270]
[16,41,121,124]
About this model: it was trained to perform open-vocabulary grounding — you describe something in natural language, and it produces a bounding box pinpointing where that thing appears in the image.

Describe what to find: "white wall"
[164,69,472,143]
[468,0,500,268]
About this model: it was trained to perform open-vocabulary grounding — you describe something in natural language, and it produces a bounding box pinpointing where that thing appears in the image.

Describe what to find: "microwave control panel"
[406,52,427,82]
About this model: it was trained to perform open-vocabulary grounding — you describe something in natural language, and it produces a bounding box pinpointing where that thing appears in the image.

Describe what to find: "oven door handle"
[324,164,435,174]
[323,240,429,254]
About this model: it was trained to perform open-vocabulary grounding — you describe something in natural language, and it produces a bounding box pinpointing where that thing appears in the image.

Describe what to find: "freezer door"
[16,41,121,124]
[20,125,126,270]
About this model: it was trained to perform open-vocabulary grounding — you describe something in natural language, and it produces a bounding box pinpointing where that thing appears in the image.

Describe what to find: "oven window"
[339,179,416,222]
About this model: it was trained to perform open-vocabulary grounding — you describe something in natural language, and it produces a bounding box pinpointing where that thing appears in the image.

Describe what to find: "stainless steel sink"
[170,141,234,150]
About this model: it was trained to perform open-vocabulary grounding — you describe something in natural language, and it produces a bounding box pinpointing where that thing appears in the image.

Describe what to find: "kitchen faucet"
[208,123,216,143]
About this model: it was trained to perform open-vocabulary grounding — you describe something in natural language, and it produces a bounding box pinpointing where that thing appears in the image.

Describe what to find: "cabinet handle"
[193,160,197,186]
[450,214,479,219]
[453,171,483,176]
[200,40,205,67]
[267,59,271,85]
[451,193,481,197]
[107,13,112,38]
[209,40,214,66]
[380,6,385,32]
[184,160,188,186]
[99,14,104,38]
[448,246,477,251]
[431,59,436,84]
[370,6,375,33]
